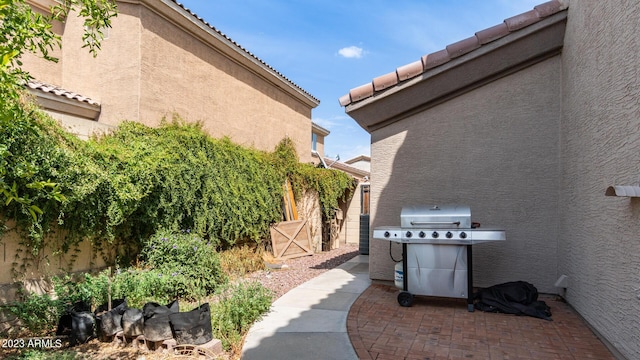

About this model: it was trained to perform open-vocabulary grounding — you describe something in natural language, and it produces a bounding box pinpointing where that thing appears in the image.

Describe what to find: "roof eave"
[312,122,330,136]
[345,11,567,133]
[27,87,101,120]
[325,160,370,178]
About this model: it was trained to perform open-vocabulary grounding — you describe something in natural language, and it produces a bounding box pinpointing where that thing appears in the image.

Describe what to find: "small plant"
[211,281,273,354]
[4,290,60,336]
[52,271,110,310]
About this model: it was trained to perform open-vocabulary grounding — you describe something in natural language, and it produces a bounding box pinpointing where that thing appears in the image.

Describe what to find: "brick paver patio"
[347,284,615,360]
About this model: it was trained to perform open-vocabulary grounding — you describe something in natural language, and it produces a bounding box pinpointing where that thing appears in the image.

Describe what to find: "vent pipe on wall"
[605,185,640,197]
[605,176,640,197]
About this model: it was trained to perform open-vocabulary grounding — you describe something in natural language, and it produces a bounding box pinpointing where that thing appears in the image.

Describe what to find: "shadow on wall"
[369,60,562,293]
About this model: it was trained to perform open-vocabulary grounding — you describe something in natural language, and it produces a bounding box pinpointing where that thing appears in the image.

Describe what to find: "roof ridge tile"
[422,49,450,70]
[475,23,510,45]
[446,35,481,59]
[397,60,424,81]
[504,9,541,31]
[373,71,399,91]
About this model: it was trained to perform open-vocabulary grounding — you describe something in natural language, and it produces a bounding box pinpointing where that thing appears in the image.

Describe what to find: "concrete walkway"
[241,254,370,360]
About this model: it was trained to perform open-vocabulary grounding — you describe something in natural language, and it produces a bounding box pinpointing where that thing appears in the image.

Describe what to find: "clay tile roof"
[172,1,319,104]
[340,0,567,107]
[26,80,100,106]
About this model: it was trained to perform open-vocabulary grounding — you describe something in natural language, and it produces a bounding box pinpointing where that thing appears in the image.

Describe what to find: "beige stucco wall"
[341,182,363,245]
[45,110,115,140]
[61,3,144,125]
[0,223,108,302]
[22,1,315,162]
[7,1,318,290]
[136,5,312,158]
[18,4,64,85]
[369,57,562,292]
[559,2,640,358]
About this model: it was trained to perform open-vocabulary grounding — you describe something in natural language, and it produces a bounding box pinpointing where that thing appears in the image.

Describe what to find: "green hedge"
[1,100,355,273]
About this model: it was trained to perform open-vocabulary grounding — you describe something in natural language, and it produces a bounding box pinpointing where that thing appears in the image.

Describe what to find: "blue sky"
[178,0,542,161]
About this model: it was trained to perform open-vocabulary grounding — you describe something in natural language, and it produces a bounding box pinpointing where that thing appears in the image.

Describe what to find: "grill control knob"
[384,231,390,238]
[446,231,453,239]
[431,231,439,238]
[405,231,412,238]
[418,231,426,238]
[460,232,467,239]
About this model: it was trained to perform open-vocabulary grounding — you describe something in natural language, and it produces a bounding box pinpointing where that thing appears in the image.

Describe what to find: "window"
[312,133,317,151]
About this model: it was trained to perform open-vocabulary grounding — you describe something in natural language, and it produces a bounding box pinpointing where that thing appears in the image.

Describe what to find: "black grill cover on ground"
[142,300,180,342]
[474,281,552,321]
[169,303,212,345]
[122,308,144,337]
[95,298,127,337]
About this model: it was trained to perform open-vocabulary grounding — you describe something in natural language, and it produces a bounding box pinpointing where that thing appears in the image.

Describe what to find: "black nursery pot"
[122,308,144,337]
[95,298,127,338]
[142,300,180,342]
[169,303,213,345]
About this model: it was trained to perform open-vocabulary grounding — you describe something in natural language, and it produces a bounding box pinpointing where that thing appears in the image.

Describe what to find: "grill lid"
[401,205,471,228]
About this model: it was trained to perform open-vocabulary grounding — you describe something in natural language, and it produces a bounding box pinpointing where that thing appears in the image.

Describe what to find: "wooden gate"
[270,219,313,260]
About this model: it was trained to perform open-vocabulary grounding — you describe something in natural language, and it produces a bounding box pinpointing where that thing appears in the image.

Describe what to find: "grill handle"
[409,221,461,226]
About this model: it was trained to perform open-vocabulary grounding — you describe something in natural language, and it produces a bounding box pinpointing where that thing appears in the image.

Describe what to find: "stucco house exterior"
[1,0,325,292]
[340,1,639,358]
[311,122,330,165]
[323,158,370,248]
[23,0,319,162]
[344,155,371,173]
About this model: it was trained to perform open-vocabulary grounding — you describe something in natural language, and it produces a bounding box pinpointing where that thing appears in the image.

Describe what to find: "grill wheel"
[397,291,414,307]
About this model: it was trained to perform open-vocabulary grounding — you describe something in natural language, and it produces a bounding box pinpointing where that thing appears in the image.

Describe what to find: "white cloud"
[338,46,364,59]
[312,114,354,131]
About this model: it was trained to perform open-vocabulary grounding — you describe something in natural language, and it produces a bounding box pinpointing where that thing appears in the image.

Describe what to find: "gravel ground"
[247,243,360,300]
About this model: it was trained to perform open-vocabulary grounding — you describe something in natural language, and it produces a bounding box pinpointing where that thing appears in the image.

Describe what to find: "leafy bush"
[0,101,73,256]
[211,281,273,352]
[78,120,286,250]
[4,291,60,336]
[272,138,357,218]
[52,271,110,310]
[2,112,355,276]
[108,268,171,308]
[140,230,227,301]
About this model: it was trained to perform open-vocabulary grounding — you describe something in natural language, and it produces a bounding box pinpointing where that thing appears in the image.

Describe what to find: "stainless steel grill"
[373,205,505,311]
